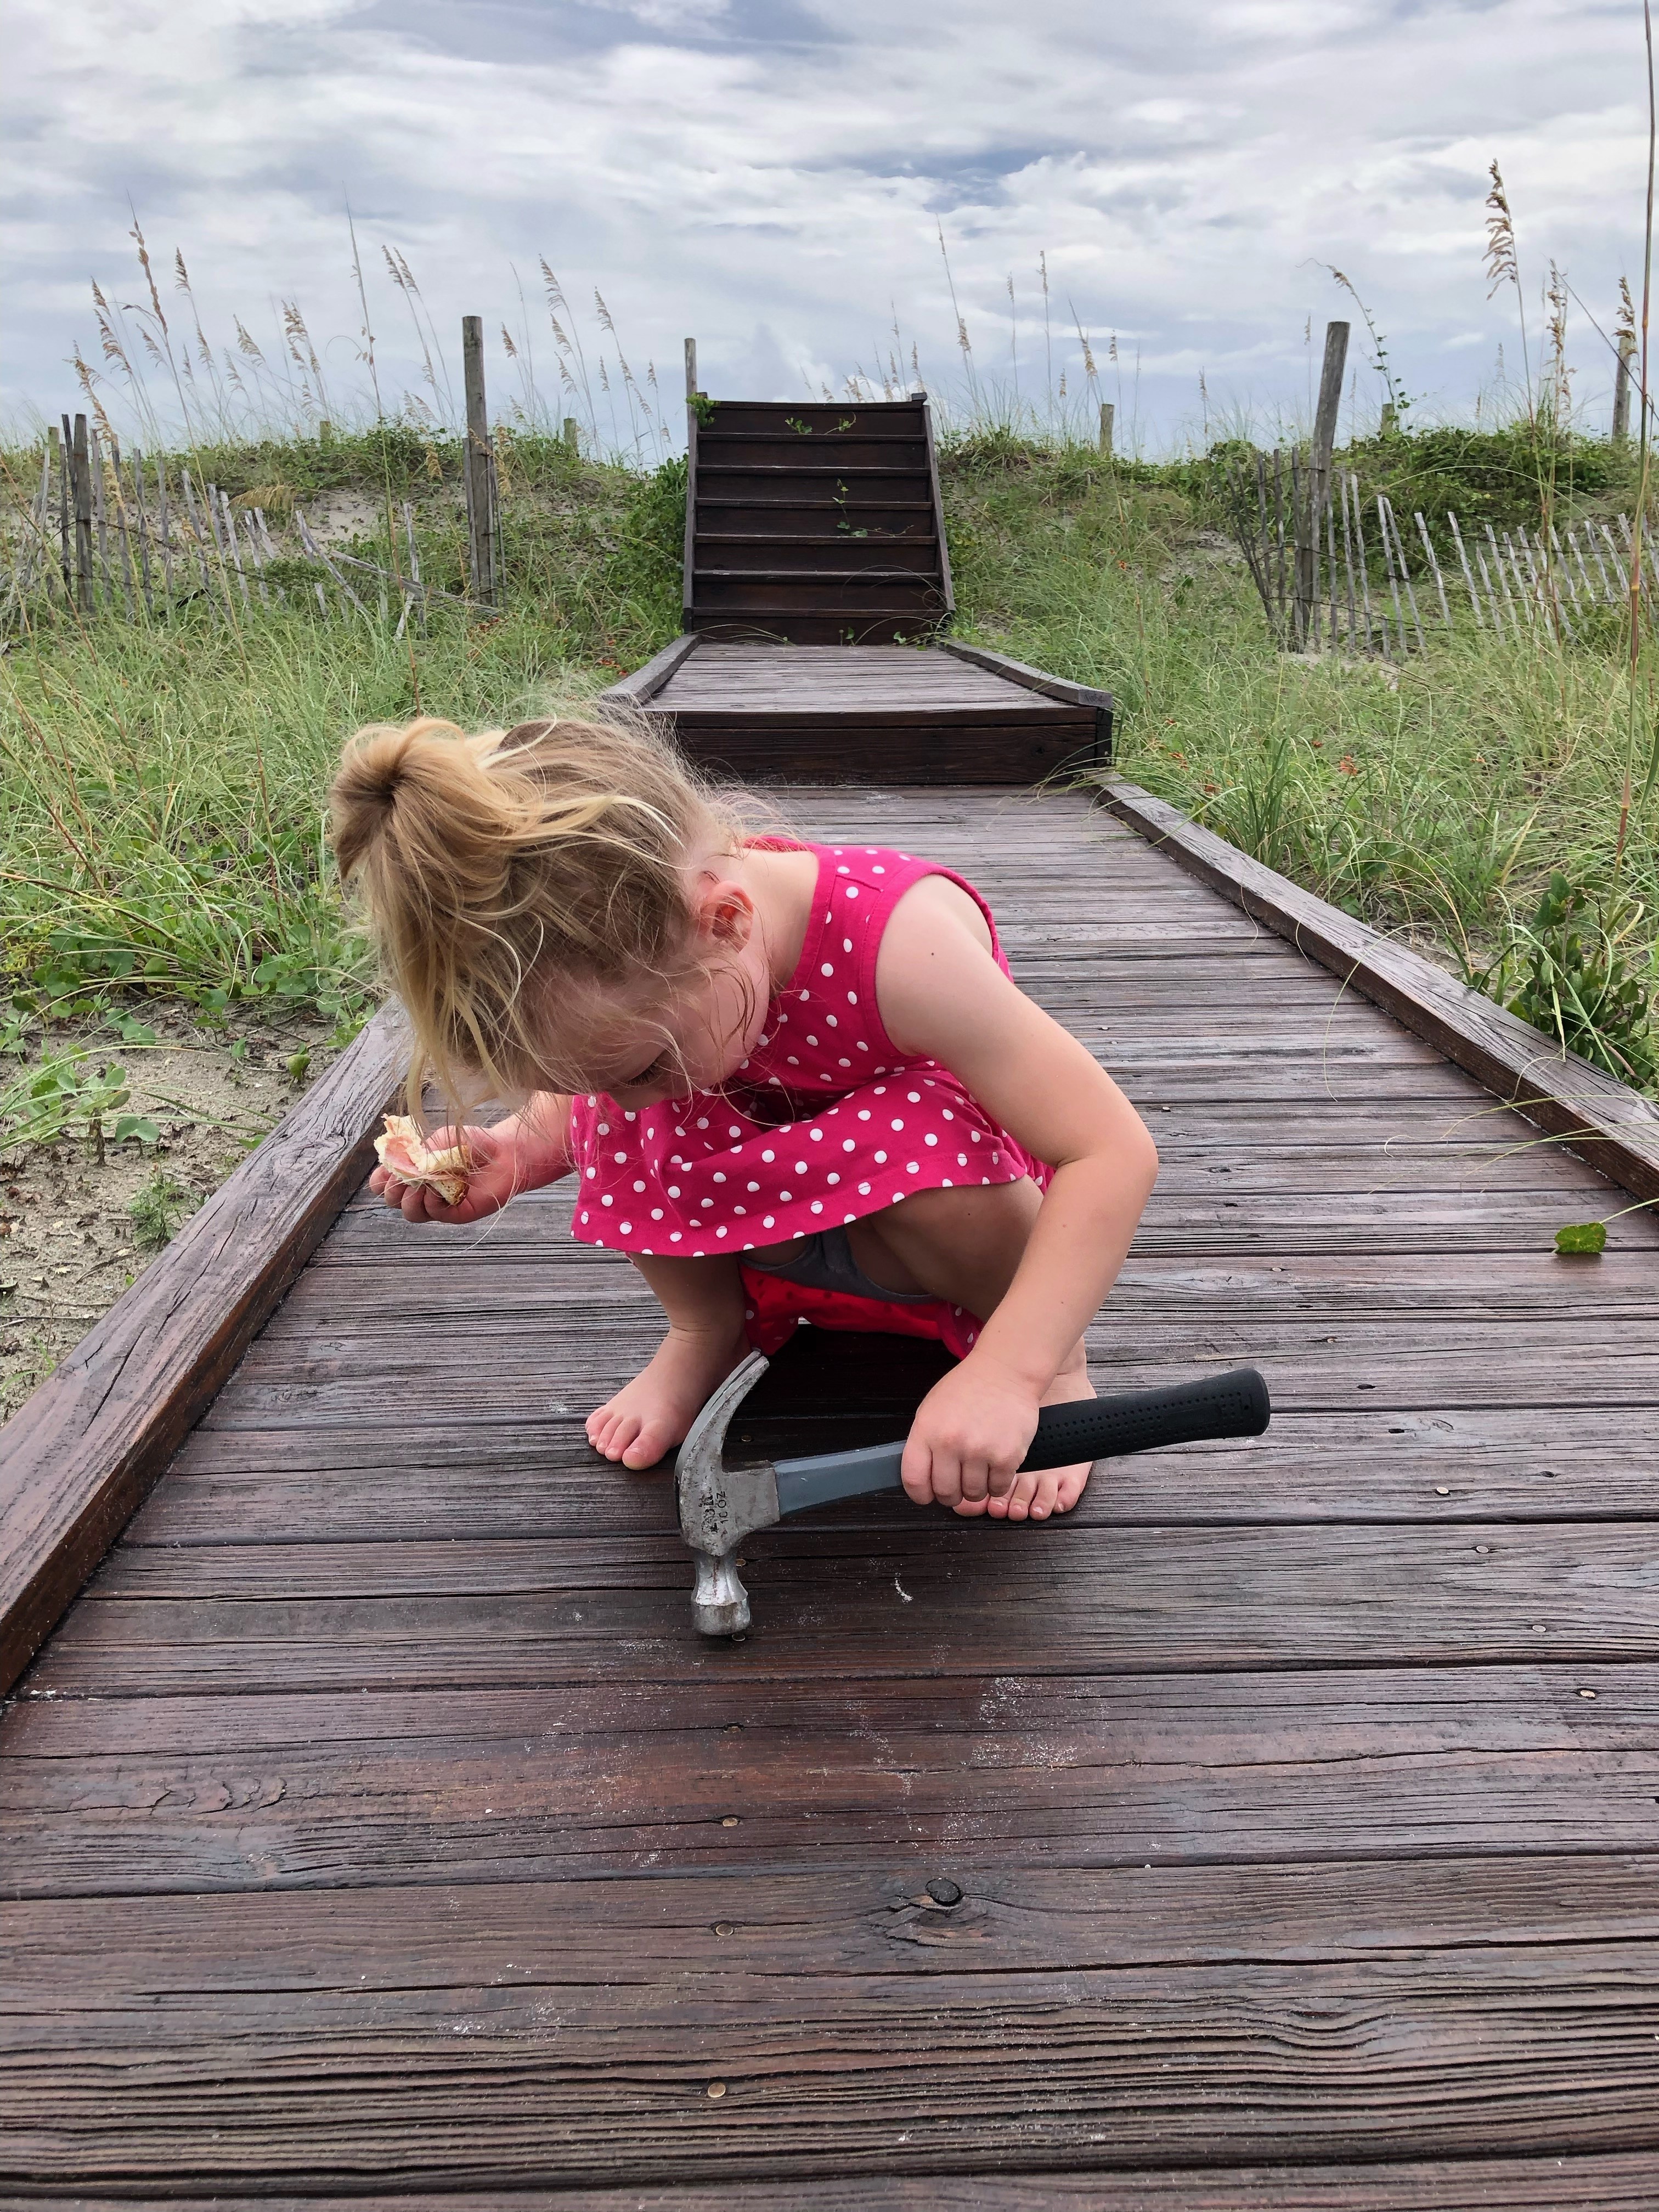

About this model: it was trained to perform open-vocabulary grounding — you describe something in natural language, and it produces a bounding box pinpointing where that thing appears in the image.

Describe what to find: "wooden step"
[695,500,935,534]
[697,436,929,470]
[685,611,943,644]
[694,535,940,573]
[691,577,946,616]
[702,400,924,433]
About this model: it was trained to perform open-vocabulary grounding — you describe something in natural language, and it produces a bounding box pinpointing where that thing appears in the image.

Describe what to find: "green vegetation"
[1,416,1654,1095]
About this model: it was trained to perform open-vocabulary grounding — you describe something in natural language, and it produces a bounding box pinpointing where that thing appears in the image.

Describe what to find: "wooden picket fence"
[3,320,506,634]
[1223,447,1653,657]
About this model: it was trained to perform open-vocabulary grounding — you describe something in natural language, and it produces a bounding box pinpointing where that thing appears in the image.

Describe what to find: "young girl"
[336,712,1158,1522]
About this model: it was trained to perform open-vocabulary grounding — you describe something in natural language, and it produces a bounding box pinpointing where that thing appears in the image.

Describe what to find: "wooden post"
[461,315,498,607]
[1294,320,1349,647]
[1098,401,1114,459]
[1612,333,1635,446]
[52,423,69,603]
[684,337,698,400]
[562,417,579,455]
[71,413,93,612]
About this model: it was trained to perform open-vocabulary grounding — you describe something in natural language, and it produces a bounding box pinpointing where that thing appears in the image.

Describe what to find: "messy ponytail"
[331,709,734,1112]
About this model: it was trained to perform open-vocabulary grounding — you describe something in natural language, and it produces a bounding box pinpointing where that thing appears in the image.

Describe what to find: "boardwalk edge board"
[1103,775,1659,1206]
[0,1005,408,1698]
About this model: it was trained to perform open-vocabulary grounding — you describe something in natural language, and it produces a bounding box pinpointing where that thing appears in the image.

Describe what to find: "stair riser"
[696,469,935,496]
[697,438,929,470]
[695,503,934,535]
[685,614,942,645]
[695,540,940,574]
[700,403,924,435]
[692,578,946,614]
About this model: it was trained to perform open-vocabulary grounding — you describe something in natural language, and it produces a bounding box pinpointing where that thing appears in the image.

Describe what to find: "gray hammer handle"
[772,1367,1270,1516]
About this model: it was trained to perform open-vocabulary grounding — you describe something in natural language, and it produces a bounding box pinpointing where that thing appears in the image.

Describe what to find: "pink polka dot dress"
[565,840,1051,1358]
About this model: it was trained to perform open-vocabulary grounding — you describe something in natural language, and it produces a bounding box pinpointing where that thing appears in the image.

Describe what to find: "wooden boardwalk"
[5,784,1659,2203]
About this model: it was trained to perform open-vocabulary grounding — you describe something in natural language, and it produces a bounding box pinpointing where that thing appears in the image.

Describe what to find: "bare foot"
[586,1323,750,1470]
[983,1349,1094,1523]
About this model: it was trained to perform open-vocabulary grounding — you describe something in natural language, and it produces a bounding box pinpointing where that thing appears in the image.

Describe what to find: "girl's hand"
[900,1356,1041,1516]
[370,1122,524,1224]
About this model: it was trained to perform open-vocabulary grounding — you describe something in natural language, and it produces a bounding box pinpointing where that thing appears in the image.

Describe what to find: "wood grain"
[0,1006,405,1699]
[1104,775,1659,1204]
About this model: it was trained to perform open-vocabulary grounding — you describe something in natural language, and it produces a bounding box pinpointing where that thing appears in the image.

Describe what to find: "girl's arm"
[876,881,1160,1502]
[371,1091,575,1223]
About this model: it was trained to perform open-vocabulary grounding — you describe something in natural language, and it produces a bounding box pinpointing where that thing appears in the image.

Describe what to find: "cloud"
[1,0,1646,448]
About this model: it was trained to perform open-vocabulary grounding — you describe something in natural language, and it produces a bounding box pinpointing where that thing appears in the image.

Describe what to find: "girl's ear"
[695,877,756,951]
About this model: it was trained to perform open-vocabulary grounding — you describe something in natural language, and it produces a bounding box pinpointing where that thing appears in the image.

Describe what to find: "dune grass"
[1,421,1655,1093]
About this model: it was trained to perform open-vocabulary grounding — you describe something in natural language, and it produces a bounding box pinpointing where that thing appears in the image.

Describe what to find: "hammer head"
[676,1349,777,1636]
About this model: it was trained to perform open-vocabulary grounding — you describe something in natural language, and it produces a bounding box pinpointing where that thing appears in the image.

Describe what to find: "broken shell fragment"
[374,1114,472,1206]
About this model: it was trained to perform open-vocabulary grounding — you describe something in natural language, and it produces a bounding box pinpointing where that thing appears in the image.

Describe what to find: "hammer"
[676,1352,1271,1636]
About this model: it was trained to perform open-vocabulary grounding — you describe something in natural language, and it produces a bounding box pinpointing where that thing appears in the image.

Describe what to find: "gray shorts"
[743,1224,932,1305]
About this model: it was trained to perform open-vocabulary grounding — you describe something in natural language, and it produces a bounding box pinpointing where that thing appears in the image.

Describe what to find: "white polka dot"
[906,1163,919,1175]
[729,1125,741,1137]
[942,1178,953,1188]
[619,1220,631,1232]
[872,865,885,874]
[942,1108,954,1121]
[585,1166,597,1180]
[891,1119,905,1131]
[847,991,858,1005]
[623,1110,637,1123]
[843,1139,856,1152]
[958,1153,968,1165]
[713,1171,726,1183]
[857,1182,871,1195]
[806,1035,819,1046]
[780,1190,792,1201]
[634,1179,646,1192]
[845,887,859,899]
[924,1133,938,1146]
[761,1149,776,1162]
[827,1172,840,1186]
[601,1194,613,1206]
[668,1184,682,1198]
[716,1225,728,1237]
[670,1231,682,1242]
[874,1150,888,1164]
[820,962,834,978]
[809,1128,824,1142]
[837,865,849,873]
[597,1121,610,1135]
[580,1209,590,1222]
[856,1041,868,1052]
[858,1110,871,1121]
[763,1215,775,1228]
[651,1207,664,1220]
[701,1197,714,1208]
[794,1161,807,1174]
[811,1200,823,1214]
[613,1150,627,1163]
[787,1055,799,1066]
[826,1015,838,1028]
[748,1181,761,1192]
[907,1092,921,1103]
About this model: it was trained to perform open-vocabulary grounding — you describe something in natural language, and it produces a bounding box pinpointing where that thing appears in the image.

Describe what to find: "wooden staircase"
[684,395,953,644]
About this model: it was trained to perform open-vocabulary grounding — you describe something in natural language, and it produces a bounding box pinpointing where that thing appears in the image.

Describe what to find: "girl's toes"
[1054,1460,1092,1512]
[622,1420,668,1470]
[996,1471,1039,1522]
[1026,1470,1065,1521]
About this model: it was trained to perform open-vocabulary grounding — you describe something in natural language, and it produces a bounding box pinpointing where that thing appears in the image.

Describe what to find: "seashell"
[374,1114,472,1206]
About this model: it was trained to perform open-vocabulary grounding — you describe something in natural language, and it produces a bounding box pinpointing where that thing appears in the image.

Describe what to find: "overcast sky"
[2,0,1648,455]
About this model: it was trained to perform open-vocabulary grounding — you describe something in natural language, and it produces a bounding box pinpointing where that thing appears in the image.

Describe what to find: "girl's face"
[546,873,772,1107]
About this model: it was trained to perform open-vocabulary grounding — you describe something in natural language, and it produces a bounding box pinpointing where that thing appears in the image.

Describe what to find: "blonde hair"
[331,709,735,1112]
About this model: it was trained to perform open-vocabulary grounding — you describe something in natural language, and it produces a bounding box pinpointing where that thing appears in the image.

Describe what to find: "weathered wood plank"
[127,1401,1659,1544]
[1104,776,1659,1205]
[3,1867,1658,2190]
[5,1664,1659,1887]
[27,1516,1659,1697]
[0,1007,405,1699]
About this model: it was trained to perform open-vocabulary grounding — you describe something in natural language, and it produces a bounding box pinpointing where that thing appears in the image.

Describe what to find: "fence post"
[1098,401,1115,459]
[461,315,498,607]
[684,337,698,400]
[562,417,579,455]
[1612,332,1635,447]
[71,413,93,612]
[1294,320,1349,647]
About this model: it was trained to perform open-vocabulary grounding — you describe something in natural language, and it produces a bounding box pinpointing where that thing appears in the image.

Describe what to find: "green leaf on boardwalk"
[1554,1220,1607,1256]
